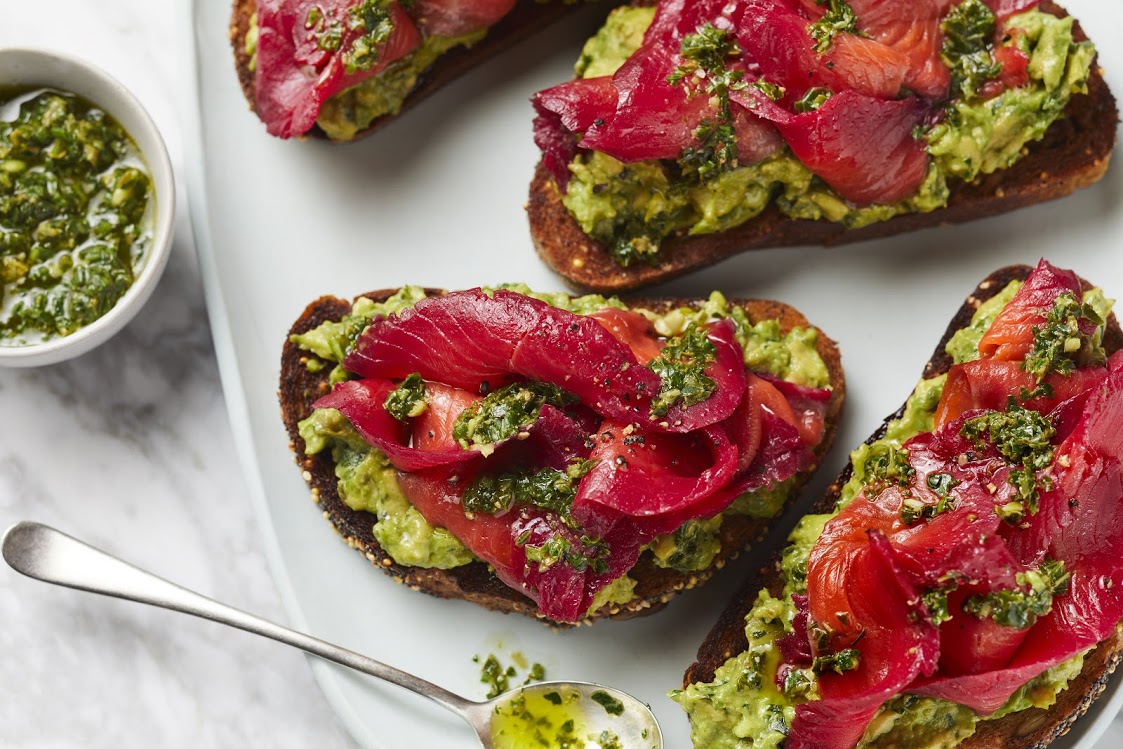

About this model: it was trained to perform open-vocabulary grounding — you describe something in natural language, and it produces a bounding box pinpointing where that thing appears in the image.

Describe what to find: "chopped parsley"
[940,0,1001,100]
[452,381,576,453]
[608,231,662,268]
[963,560,1070,629]
[961,400,1056,518]
[383,372,427,421]
[921,588,954,626]
[808,0,861,54]
[669,24,745,182]
[752,80,786,101]
[591,690,625,716]
[794,87,833,113]
[521,533,611,575]
[304,1,398,74]
[342,0,398,74]
[647,325,717,417]
[1023,291,1106,382]
[678,119,739,183]
[783,668,814,699]
[461,460,596,521]
[304,6,343,52]
[478,654,516,699]
[812,647,861,675]
[473,653,547,700]
[901,472,960,525]
[860,443,915,496]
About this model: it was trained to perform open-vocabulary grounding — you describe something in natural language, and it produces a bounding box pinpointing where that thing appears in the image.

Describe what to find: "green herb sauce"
[809,0,861,54]
[961,400,1056,518]
[462,460,595,522]
[647,324,717,417]
[489,683,630,749]
[453,381,577,455]
[963,559,1070,629]
[0,89,153,346]
[383,372,428,421]
[1023,291,1106,381]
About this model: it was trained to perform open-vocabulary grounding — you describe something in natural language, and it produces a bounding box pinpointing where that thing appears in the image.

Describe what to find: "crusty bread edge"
[278,289,845,625]
[229,0,594,141]
[682,264,1123,749]
[528,2,1119,292]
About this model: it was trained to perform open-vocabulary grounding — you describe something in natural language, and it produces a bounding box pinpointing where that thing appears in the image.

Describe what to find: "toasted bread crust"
[229,0,593,141]
[278,290,844,624]
[528,2,1119,292]
[683,265,1123,749]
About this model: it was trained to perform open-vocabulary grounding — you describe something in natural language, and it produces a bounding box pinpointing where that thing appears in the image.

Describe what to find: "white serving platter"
[180,1,1123,746]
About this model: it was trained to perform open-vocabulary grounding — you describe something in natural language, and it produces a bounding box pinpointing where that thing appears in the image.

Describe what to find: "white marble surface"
[2,1,1123,748]
[0,2,353,746]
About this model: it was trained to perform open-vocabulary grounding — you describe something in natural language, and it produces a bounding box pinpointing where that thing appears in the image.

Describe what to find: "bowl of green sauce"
[0,48,174,367]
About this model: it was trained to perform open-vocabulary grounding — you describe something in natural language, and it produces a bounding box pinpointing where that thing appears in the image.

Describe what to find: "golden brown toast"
[683,264,1123,749]
[528,2,1119,292]
[278,290,844,624]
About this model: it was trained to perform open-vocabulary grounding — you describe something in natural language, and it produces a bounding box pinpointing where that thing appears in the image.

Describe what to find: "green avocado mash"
[563,5,1096,265]
[674,284,1114,748]
[299,407,476,568]
[293,287,831,613]
[316,29,487,141]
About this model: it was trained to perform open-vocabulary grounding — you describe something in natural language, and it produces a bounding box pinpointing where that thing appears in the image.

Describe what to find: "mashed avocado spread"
[673,282,1115,749]
[292,286,830,615]
[563,5,1096,266]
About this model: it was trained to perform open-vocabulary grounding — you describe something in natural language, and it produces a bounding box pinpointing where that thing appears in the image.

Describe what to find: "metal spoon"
[2,521,662,749]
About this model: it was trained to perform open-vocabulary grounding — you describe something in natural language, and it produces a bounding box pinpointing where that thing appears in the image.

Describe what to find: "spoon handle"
[2,521,479,721]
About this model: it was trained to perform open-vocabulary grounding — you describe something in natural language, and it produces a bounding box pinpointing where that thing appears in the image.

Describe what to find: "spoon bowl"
[485,681,661,749]
[2,521,663,749]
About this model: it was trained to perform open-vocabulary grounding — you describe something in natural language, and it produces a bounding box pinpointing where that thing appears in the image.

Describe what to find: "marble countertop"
[2,2,1122,748]
[0,2,354,746]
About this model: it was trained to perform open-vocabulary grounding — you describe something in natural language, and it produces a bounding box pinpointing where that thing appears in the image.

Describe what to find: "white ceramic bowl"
[0,48,175,367]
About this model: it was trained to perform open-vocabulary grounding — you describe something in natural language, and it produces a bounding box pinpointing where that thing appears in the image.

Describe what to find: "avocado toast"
[230,0,597,140]
[528,0,1118,292]
[679,261,1123,749]
[279,286,844,624]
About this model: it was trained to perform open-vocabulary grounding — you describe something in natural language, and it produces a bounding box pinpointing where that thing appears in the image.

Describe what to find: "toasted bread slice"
[683,264,1123,748]
[229,0,593,141]
[279,290,844,624]
[529,2,1119,292]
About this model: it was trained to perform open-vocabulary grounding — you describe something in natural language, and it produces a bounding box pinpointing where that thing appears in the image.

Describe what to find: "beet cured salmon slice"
[573,421,741,538]
[792,531,940,749]
[397,468,643,622]
[303,288,836,622]
[735,88,932,205]
[411,0,516,36]
[735,0,910,101]
[977,259,1091,361]
[933,358,1107,429]
[910,358,1123,713]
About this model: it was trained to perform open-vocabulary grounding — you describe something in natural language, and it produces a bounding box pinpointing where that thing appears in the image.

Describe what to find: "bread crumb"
[572,258,584,268]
